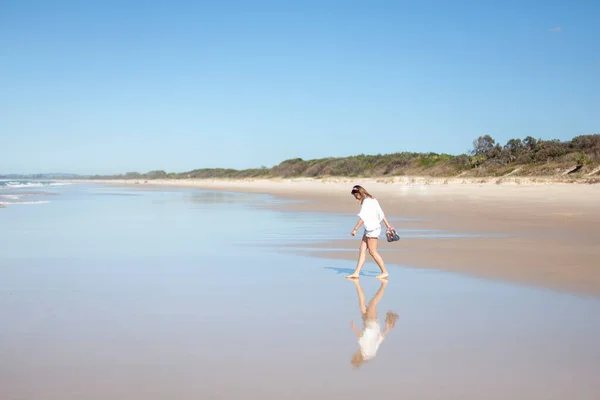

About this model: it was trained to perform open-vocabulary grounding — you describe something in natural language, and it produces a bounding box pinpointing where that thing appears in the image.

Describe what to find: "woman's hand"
[385,311,399,328]
[351,219,363,236]
[382,216,393,232]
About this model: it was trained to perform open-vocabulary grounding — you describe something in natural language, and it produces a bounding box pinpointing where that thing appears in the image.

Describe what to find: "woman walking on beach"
[346,185,393,280]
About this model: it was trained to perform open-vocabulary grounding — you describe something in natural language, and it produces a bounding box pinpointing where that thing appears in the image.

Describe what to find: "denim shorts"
[364,226,381,238]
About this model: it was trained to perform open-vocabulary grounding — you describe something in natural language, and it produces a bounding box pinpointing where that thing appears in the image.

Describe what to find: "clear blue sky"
[1,0,599,175]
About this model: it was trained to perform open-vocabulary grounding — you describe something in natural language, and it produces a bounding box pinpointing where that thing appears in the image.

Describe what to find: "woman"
[346,185,392,279]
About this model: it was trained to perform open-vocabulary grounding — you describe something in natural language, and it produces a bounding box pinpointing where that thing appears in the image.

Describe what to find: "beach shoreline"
[76,177,600,298]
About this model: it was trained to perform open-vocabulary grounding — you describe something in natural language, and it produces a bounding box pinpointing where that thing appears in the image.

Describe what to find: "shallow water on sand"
[1,184,599,399]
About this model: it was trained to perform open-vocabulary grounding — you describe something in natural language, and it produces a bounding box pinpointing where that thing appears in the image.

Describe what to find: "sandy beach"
[3,179,600,400]
[85,177,600,298]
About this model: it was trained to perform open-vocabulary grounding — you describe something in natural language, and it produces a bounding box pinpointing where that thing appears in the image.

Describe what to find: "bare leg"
[351,279,367,314]
[346,236,368,279]
[365,279,388,319]
[366,237,389,279]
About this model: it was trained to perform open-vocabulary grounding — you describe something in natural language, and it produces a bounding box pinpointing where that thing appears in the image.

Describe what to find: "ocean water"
[1,182,599,400]
[0,180,70,206]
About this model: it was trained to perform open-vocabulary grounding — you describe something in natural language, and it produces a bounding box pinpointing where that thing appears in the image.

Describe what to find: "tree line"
[88,134,600,180]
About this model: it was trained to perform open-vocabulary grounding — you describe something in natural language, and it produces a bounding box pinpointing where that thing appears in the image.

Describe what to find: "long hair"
[351,349,367,368]
[350,185,373,204]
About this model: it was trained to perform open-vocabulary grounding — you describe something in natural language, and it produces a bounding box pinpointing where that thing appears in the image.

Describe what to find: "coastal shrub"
[533,139,570,162]
[571,134,600,160]
[471,135,496,157]
[270,158,309,177]
[574,153,591,166]
[449,154,472,170]
[85,133,600,181]
[146,170,168,179]
[329,158,367,176]
[418,153,445,167]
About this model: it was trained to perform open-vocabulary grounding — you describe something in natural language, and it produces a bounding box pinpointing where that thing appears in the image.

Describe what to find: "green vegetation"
[89,134,600,180]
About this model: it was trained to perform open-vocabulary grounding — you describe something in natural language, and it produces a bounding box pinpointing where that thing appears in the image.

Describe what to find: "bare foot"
[376,273,389,280]
[345,274,360,279]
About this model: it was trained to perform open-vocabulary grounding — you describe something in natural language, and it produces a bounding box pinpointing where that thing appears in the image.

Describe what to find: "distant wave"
[0,194,24,200]
[0,180,71,189]
[0,200,50,206]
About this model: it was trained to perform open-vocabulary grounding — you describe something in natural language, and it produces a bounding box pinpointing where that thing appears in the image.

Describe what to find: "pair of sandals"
[386,228,400,242]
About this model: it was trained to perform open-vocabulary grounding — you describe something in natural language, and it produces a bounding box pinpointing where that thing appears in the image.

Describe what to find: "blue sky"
[1,0,599,175]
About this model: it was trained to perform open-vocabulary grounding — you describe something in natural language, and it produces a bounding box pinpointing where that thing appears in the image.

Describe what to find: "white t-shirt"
[359,319,384,360]
[358,198,385,231]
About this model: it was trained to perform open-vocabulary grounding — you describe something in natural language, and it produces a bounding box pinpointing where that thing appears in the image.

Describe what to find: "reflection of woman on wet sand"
[350,279,399,368]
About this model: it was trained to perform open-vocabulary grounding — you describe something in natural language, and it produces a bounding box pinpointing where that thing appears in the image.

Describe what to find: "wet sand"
[4,257,600,400]
[91,178,600,298]
[3,182,600,399]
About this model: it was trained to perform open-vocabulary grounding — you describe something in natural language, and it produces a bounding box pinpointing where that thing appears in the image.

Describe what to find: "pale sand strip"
[84,178,600,297]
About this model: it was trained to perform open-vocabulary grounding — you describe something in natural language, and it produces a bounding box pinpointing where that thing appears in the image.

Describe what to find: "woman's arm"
[382,215,392,231]
[377,200,392,231]
[351,321,362,338]
[351,219,364,236]
[382,325,391,339]
[383,312,398,338]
